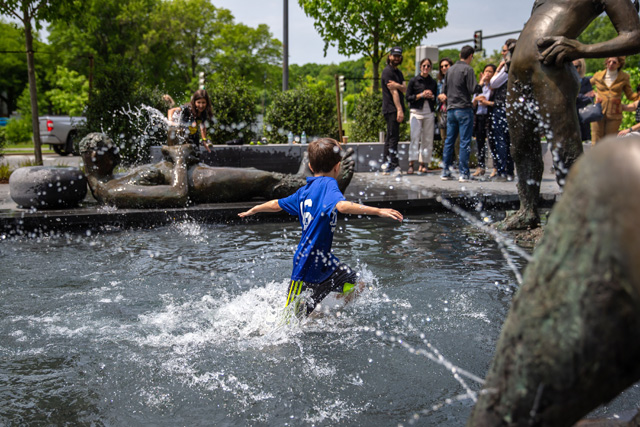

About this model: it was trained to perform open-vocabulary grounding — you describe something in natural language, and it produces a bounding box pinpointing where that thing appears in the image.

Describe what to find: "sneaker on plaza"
[440,174,454,181]
[506,175,515,182]
[392,167,402,176]
[458,175,471,183]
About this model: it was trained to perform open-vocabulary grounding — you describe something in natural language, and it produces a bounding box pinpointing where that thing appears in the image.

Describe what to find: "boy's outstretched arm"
[238,199,282,218]
[336,201,403,222]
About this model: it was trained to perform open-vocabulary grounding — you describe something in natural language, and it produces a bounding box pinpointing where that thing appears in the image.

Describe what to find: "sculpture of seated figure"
[79,133,355,209]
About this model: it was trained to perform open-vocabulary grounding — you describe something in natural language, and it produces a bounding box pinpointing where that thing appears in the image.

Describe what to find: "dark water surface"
[1,213,637,425]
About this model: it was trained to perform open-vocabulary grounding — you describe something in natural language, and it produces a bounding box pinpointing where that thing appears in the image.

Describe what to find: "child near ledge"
[238,137,403,317]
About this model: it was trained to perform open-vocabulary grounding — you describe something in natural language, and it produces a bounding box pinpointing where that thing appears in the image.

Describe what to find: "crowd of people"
[379,41,640,182]
[165,42,640,184]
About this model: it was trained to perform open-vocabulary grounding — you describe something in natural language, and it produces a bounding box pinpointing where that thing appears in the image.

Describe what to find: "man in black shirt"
[381,46,406,174]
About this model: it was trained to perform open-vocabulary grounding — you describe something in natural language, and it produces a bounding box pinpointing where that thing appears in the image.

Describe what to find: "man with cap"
[381,46,406,175]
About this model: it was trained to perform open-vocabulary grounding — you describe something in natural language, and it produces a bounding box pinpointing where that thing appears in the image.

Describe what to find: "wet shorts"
[285,264,358,316]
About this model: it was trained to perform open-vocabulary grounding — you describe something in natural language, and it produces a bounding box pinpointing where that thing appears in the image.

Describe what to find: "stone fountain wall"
[151,141,570,174]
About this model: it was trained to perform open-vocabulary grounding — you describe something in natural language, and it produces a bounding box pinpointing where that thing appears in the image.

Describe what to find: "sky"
[213,0,534,65]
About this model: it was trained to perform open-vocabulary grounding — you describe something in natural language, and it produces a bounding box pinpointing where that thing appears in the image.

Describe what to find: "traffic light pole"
[437,30,521,48]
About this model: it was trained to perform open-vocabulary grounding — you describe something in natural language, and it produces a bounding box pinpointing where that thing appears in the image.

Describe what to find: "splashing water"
[1,215,636,424]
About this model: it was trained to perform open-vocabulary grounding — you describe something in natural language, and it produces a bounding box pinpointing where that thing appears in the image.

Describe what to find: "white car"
[38,115,86,156]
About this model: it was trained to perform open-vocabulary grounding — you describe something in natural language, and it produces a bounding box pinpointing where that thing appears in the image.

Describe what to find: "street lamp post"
[283,0,289,91]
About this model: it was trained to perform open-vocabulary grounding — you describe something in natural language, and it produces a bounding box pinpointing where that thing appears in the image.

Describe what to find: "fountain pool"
[1,213,637,425]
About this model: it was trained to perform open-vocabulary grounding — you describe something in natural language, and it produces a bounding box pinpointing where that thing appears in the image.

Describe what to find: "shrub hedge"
[264,85,338,144]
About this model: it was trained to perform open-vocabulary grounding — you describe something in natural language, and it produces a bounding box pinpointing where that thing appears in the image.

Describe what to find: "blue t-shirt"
[278,176,346,283]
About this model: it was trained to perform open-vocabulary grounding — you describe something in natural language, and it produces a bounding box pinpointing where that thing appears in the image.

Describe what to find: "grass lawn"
[3,142,55,155]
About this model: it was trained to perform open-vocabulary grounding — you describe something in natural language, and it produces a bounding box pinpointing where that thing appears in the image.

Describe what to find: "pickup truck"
[38,115,86,156]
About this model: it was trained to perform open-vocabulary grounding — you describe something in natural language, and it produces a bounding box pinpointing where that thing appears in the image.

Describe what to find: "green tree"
[290,58,368,96]
[44,66,89,116]
[47,0,159,88]
[146,0,230,87]
[80,60,167,165]
[298,0,447,91]
[212,22,282,85]
[0,19,28,115]
[350,91,408,142]
[47,0,283,99]
[205,78,258,144]
[0,0,71,164]
[578,15,640,75]
[4,84,47,144]
[264,82,338,144]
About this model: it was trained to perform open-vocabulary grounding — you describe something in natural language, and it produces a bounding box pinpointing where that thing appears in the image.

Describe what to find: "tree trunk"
[372,32,380,92]
[24,8,43,165]
[372,59,380,92]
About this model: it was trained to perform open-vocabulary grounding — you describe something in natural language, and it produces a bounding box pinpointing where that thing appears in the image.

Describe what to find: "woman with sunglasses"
[405,57,437,174]
[590,56,638,143]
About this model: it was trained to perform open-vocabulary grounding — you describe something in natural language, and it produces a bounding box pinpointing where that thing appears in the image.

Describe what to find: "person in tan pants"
[590,56,638,144]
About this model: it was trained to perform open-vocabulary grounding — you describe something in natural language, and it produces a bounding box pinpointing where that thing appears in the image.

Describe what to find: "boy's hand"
[238,209,254,218]
[378,208,403,222]
[237,200,282,218]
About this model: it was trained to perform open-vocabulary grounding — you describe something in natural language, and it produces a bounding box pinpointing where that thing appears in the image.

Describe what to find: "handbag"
[579,102,603,123]
[437,104,447,129]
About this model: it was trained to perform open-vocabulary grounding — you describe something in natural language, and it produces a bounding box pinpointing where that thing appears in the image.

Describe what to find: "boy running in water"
[238,138,403,316]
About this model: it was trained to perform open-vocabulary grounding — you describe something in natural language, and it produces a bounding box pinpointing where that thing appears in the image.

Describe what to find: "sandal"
[419,163,428,174]
[407,164,414,175]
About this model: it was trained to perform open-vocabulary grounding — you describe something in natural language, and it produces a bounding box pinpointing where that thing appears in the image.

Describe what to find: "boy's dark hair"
[460,45,475,60]
[308,138,343,173]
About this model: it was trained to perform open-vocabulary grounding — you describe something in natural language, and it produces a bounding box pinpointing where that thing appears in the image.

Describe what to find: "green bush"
[349,91,409,142]
[0,127,5,155]
[621,67,640,131]
[0,162,11,182]
[264,85,338,144]
[4,116,32,145]
[206,78,258,144]
[80,61,167,165]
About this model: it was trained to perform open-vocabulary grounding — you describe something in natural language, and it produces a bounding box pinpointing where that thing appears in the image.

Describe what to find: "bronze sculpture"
[468,137,640,425]
[79,132,355,209]
[503,0,640,230]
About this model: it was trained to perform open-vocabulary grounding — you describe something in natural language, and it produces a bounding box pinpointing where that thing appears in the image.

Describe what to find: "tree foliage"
[578,15,640,76]
[298,0,448,90]
[0,19,28,115]
[0,0,74,163]
[264,83,338,144]
[80,60,167,165]
[349,91,408,142]
[205,78,258,144]
[46,0,282,98]
[44,66,89,116]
